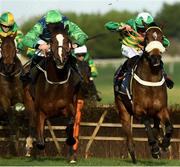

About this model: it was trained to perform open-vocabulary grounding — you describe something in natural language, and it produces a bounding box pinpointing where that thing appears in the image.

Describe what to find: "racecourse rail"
[0,105,180,159]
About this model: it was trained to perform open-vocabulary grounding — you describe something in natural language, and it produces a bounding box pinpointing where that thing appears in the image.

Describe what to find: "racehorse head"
[144,26,165,67]
[0,34,17,74]
[47,22,71,69]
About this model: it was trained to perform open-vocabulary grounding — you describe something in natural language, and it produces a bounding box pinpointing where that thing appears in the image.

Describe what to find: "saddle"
[114,58,140,98]
[114,68,133,97]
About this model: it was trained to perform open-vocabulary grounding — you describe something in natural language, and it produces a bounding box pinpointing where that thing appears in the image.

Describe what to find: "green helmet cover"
[135,12,154,28]
[45,10,62,24]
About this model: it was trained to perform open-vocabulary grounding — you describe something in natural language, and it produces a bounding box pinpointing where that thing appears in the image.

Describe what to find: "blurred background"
[1,0,180,105]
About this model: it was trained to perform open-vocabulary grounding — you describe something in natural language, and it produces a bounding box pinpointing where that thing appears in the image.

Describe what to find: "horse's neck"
[136,56,162,81]
[46,58,70,80]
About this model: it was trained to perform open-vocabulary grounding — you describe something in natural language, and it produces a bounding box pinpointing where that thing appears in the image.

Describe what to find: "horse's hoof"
[151,147,160,159]
[159,138,170,151]
[36,143,45,150]
[14,103,25,113]
[69,160,76,164]
[129,151,136,164]
[66,138,76,146]
[25,153,31,157]
[152,153,160,159]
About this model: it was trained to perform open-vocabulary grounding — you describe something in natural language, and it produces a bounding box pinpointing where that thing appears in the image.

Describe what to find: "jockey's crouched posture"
[74,45,102,101]
[105,12,174,89]
[21,10,88,83]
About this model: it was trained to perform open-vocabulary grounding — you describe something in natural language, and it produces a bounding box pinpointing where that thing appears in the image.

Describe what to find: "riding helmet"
[0,12,15,26]
[135,12,154,28]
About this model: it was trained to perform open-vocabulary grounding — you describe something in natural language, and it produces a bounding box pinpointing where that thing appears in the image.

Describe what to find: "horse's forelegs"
[116,98,136,163]
[36,111,46,150]
[143,117,160,159]
[153,118,161,141]
[158,109,173,151]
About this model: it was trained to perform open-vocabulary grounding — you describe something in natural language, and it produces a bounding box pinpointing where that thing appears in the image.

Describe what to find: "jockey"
[105,12,174,89]
[74,45,102,101]
[21,9,88,82]
[0,12,24,52]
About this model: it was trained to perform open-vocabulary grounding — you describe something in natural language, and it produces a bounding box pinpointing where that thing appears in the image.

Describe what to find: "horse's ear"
[64,24,69,34]
[158,22,164,30]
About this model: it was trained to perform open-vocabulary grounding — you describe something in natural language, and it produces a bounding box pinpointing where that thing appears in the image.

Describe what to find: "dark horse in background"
[0,34,25,154]
[114,26,173,163]
[24,23,81,162]
[73,58,92,154]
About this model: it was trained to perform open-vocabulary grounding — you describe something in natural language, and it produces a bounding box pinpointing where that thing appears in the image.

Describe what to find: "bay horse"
[0,34,25,152]
[114,26,173,163]
[24,23,81,162]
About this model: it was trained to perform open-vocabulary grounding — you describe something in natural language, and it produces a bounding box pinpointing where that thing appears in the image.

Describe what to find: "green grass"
[94,63,180,105]
[0,157,179,166]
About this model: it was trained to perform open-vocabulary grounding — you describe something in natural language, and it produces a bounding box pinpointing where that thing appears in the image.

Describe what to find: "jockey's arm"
[22,22,43,49]
[65,20,88,46]
[105,19,135,32]
[14,23,24,51]
[16,31,24,51]
[105,21,121,32]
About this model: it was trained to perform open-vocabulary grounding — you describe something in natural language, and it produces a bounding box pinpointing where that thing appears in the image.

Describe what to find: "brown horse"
[0,35,25,148]
[24,23,81,162]
[114,26,173,163]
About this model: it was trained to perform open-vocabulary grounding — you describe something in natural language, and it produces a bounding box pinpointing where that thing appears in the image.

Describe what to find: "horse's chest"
[133,87,165,111]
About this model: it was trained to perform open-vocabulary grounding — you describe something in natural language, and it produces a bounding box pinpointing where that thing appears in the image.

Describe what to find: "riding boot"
[89,79,102,101]
[160,60,174,89]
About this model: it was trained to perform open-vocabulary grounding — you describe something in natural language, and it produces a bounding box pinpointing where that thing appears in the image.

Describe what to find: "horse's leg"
[142,117,160,159]
[158,108,173,151]
[115,97,136,163]
[73,99,84,152]
[0,97,18,155]
[36,111,46,150]
[153,117,164,144]
[24,85,36,156]
[66,104,76,163]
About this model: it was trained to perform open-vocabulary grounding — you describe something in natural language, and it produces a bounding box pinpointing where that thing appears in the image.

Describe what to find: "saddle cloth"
[114,71,133,96]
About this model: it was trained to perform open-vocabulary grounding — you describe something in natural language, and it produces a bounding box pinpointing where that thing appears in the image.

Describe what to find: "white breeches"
[121,44,143,58]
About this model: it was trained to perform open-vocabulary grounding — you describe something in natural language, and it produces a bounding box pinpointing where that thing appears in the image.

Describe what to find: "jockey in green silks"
[105,12,174,89]
[21,10,88,83]
[74,45,102,101]
[0,12,24,51]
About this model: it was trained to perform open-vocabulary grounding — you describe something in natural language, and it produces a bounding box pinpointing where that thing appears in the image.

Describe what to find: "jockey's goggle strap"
[0,24,13,29]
